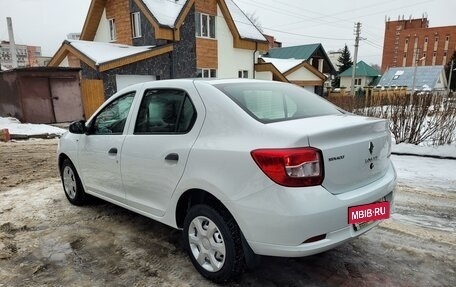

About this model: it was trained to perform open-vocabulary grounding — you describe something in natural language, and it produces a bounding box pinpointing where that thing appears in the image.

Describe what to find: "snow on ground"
[391,154,456,192]
[392,142,456,158]
[0,117,67,136]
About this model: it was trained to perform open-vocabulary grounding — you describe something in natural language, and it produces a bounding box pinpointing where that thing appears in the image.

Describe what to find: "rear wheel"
[183,204,244,283]
[60,159,87,206]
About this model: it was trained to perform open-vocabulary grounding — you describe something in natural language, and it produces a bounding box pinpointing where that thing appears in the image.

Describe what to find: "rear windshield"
[214,82,342,123]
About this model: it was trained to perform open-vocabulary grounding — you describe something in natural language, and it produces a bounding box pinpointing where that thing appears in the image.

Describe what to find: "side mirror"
[69,120,87,134]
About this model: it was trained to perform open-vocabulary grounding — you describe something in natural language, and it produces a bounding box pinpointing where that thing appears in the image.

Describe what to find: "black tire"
[60,158,87,206]
[183,204,244,283]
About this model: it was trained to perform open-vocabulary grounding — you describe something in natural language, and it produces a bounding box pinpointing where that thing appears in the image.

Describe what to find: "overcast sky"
[0,0,454,65]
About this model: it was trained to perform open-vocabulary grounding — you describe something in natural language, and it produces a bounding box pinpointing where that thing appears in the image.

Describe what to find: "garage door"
[115,75,156,91]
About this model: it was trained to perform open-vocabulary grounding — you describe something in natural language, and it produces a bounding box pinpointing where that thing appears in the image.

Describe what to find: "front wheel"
[183,204,244,283]
[60,158,87,206]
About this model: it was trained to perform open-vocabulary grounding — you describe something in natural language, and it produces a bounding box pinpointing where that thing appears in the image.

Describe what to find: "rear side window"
[214,83,341,123]
[134,89,196,134]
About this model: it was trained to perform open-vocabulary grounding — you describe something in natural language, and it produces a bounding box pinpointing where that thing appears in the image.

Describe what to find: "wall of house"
[195,0,218,71]
[130,0,168,46]
[105,0,133,45]
[255,71,273,81]
[340,76,369,90]
[217,6,255,79]
[81,53,172,98]
[286,67,321,82]
[59,56,70,67]
[94,9,112,43]
[172,6,197,78]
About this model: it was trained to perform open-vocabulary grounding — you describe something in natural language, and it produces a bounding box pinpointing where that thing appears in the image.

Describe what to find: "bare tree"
[245,12,263,32]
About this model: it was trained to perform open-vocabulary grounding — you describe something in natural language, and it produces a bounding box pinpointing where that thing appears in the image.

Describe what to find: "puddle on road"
[40,237,73,265]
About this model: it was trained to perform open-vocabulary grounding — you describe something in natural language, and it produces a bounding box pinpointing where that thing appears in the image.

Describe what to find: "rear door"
[121,82,204,217]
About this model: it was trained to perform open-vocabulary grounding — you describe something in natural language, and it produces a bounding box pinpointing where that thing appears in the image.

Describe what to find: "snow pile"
[0,117,67,137]
[392,143,456,158]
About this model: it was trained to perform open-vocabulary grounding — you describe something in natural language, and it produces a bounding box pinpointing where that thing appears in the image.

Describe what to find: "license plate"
[348,201,390,225]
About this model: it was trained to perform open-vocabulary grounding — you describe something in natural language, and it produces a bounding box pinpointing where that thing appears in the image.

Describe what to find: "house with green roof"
[264,43,337,95]
[339,61,381,91]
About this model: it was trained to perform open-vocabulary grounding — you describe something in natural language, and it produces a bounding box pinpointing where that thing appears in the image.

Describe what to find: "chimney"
[7,17,18,69]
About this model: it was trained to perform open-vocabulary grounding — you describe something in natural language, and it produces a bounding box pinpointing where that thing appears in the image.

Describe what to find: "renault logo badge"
[369,142,374,155]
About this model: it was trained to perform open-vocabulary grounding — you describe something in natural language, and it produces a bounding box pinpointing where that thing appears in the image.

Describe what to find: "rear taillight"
[251,147,324,187]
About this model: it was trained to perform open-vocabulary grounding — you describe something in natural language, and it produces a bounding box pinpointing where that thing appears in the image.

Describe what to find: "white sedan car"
[58,79,396,282]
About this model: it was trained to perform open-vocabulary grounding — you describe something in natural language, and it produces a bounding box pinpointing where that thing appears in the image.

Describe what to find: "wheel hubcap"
[63,166,77,199]
[188,216,226,272]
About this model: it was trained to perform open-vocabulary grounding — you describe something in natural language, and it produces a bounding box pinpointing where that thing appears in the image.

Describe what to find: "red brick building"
[381,16,456,73]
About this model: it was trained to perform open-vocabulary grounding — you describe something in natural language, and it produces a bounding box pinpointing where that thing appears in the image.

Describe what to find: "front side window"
[109,18,116,41]
[215,83,341,123]
[135,89,196,134]
[91,92,135,135]
[195,12,215,38]
[131,12,141,38]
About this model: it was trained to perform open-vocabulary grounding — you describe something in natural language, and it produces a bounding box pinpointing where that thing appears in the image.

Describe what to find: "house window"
[196,68,216,78]
[446,36,450,41]
[131,12,141,38]
[354,78,362,85]
[238,70,248,78]
[424,37,428,43]
[435,37,438,42]
[195,12,215,38]
[109,18,116,41]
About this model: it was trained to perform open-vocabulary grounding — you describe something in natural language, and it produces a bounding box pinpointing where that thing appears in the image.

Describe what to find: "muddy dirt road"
[0,139,455,286]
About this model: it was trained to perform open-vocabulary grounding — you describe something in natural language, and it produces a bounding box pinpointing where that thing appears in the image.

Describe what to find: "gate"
[81,79,105,119]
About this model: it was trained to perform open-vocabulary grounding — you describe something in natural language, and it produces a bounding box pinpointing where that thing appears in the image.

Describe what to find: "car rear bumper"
[229,162,396,257]
[248,220,381,257]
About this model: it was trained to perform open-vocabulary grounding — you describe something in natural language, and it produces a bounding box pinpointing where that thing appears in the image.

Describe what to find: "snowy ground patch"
[0,117,67,137]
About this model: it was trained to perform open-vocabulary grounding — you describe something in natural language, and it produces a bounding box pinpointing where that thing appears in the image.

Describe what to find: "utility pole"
[448,59,454,94]
[6,17,18,69]
[411,48,421,93]
[350,22,361,96]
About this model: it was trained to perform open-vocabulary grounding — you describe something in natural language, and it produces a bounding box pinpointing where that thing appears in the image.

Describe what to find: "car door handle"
[165,153,179,161]
[108,148,118,155]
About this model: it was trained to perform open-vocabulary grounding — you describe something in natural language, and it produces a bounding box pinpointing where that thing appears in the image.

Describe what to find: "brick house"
[381,16,456,73]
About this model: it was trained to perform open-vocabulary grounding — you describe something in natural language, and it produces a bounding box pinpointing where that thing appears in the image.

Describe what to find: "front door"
[78,92,135,203]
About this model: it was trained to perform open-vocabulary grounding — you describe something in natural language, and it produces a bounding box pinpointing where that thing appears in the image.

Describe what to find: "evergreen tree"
[445,51,456,92]
[332,44,353,88]
[337,44,354,73]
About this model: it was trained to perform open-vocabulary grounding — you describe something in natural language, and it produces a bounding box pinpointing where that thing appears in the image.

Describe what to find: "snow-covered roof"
[378,66,446,90]
[68,40,155,65]
[260,57,304,73]
[225,0,267,41]
[142,0,187,28]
